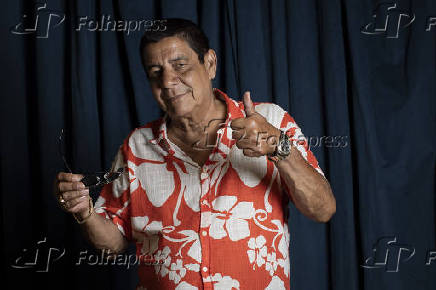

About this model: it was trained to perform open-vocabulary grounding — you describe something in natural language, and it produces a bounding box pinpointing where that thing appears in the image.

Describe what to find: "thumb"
[243,91,255,117]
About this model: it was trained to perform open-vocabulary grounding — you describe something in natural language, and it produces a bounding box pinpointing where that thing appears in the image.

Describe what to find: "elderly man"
[55,18,335,290]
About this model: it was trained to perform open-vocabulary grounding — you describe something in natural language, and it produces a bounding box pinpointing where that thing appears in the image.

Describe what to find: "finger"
[58,181,86,192]
[242,148,263,157]
[231,127,246,141]
[230,118,245,129]
[61,189,89,201]
[236,136,259,149]
[57,172,84,182]
[243,91,255,117]
[235,136,263,151]
[63,195,88,211]
[69,197,92,214]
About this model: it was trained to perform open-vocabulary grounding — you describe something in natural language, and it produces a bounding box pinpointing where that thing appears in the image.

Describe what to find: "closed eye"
[148,67,162,78]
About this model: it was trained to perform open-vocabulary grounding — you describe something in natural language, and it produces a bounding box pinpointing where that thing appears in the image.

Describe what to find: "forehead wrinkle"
[146,40,193,66]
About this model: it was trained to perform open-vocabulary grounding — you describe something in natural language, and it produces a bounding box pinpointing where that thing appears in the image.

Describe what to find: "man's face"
[143,36,216,119]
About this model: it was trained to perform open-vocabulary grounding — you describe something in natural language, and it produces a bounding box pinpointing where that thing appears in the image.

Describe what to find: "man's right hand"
[54,172,91,219]
[53,172,128,254]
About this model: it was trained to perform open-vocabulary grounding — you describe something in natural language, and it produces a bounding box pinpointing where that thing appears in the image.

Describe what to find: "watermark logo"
[10,3,65,39]
[11,237,65,272]
[10,2,166,38]
[361,3,415,38]
[425,17,436,31]
[10,238,163,272]
[362,2,436,37]
[190,118,349,151]
[75,16,166,35]
[76,249,165,269]
[361,236,415,272]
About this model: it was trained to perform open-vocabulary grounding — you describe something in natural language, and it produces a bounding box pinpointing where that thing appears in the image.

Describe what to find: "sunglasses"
[58,129,126,189]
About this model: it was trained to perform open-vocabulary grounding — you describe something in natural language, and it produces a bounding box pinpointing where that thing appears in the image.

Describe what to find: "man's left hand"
[230,91,281,157]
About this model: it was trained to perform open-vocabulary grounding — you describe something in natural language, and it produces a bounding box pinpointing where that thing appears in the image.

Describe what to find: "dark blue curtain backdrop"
[1,0,435,289]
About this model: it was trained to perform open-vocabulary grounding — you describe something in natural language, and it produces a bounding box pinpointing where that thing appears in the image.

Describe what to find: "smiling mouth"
[169,91,189,102]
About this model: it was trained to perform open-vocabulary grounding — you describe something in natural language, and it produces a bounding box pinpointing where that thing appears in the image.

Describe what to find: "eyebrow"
[145,55,189,71]
[168,56,189,63]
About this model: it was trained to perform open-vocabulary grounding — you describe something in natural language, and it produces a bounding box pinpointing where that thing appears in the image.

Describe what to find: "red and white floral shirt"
[95,88,324,290]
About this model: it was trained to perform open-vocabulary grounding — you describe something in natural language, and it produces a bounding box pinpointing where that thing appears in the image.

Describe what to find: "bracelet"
[73,197,94,224]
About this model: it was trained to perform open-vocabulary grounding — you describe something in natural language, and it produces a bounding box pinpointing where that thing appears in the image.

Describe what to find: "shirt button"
[202,230,208,236]
[202,266,208,272]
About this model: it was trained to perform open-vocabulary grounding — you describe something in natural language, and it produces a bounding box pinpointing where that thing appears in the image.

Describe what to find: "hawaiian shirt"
[95,88,324,290]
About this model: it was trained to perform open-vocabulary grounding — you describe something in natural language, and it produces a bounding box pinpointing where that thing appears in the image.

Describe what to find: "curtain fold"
[1,0,435,289]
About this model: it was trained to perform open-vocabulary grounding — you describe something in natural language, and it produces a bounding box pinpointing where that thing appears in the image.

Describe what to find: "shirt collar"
[149,88,244,166]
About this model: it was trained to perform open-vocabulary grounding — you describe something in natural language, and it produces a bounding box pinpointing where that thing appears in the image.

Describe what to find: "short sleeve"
[279,110,325,178]
[255,102,325,177]
[255,103,326,203]
[94,140,132,241]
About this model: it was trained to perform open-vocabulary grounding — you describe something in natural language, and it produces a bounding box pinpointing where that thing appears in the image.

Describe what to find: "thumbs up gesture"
[230,91,282,157]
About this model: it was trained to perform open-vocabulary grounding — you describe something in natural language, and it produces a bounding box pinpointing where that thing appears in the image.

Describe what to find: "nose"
[161,69,179,88]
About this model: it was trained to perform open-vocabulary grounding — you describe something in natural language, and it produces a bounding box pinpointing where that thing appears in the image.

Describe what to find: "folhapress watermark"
[10,3,65,38]
[75,16,166,35]
[10,237,164,272]
[76,249,165,270]
[10,2,166,39]
[10,237,65,272]
[361,2,436,38]
[361,236,415,272]
[361,236,436,272]
[189,118,348,151]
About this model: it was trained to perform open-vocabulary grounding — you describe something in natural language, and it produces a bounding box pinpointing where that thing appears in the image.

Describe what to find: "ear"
[204,49,217,80]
